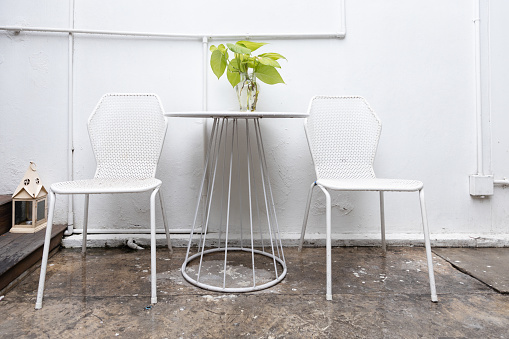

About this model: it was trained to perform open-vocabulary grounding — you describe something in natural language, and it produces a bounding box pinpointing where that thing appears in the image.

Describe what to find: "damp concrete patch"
[433,247,509,293]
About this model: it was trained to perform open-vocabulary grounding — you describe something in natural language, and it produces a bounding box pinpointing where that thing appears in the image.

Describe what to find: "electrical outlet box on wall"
[469,174,494,196]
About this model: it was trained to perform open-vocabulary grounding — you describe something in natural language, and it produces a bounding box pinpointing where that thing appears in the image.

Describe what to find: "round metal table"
[165,111,308,292]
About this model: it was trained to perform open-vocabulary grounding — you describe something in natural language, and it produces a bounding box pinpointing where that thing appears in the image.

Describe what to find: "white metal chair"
[299,96,437,302]
[35,93,172,309]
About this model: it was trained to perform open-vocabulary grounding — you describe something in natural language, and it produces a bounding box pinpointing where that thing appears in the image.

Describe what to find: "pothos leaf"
[236,41,267,52]
[258,52,287,61]
[227,68,241,88]
[254,64,285,85]
[227,43,252,54]
[210,49,227,79]
[228,57,244,73]
[257,57,281,68]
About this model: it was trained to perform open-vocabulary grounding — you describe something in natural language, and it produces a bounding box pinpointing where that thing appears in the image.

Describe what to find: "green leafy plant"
[209,41,286,87]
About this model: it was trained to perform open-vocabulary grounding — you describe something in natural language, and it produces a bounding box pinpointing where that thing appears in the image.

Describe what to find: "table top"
[164,111,309,119]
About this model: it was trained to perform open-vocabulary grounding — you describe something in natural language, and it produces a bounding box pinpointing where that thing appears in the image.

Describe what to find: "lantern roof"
[12,162,48,199]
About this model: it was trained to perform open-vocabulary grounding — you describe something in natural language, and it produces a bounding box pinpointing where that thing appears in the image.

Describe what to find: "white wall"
[0,0,70,223]
[489,0,509,234]
[1,0,508,244]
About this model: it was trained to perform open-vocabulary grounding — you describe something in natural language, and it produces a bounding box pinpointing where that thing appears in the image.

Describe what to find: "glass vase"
[235,72,259,112]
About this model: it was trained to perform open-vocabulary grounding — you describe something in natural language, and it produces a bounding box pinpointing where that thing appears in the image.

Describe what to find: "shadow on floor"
[1,247,508,338]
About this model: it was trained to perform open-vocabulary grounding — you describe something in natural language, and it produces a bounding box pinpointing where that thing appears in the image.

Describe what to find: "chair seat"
[51,178,162,194]
[316,178,423,191]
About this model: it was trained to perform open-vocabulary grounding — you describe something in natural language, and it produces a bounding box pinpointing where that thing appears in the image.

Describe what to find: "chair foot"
[431,295,438,303]
[326,294,332,301]
[35,302,42,310]
[151,297,157,304]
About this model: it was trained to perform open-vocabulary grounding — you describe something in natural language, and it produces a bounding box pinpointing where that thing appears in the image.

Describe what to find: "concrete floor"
[1,246,508,338]
[434,247,509,294]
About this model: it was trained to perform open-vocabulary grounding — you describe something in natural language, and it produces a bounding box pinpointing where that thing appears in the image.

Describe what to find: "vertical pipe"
[474,0,483,175]
[201,36,209,229]
[339,0,346,37]
[202,36,208,111]
[65,0,75,235]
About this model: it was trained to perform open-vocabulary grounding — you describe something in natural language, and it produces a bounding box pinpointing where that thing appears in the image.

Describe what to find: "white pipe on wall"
[201,36,210,227]
[473,0,505,196]
[473,0,494,179]
[480,0,493,178]
[202,36,208,111]
[474,0,483,175]
[0,26,346,40]
[494,180,509,186]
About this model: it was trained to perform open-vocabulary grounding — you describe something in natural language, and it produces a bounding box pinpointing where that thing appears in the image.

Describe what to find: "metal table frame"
[166,111,308,292]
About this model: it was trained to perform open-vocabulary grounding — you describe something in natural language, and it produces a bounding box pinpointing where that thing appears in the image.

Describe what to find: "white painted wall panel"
[74,0,343,34]
[2,0,508,242]
[0,0,70,223]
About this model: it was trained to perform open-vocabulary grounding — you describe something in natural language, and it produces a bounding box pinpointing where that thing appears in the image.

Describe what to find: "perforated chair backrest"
[88,93,167,180]
[305,96,382,180]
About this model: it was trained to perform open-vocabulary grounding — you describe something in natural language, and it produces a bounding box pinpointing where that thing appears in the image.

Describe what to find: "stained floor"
[1,246,508,338]
[433,247,509,294]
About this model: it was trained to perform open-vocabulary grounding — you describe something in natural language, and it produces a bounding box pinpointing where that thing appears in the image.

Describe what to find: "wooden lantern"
[11,162,48,233]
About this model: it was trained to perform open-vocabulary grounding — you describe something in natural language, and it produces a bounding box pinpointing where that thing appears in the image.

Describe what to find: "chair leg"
[35,191,56,309]
[150,188,158,304]
[419,188,438,302]
[158,190,173,254]
[317,184,332,301]
[299,181,316,252]
[379,191,386,253]
[82,194,89,255]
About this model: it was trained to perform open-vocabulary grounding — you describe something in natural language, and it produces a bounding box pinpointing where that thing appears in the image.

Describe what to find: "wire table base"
[181,116,289,292]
